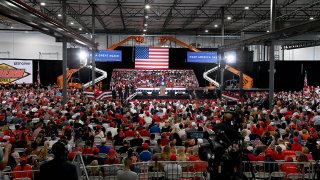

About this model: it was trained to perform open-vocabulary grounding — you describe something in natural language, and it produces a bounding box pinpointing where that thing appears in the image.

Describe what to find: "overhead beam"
[224,0,269,27]
[220,18,320,50]
[87,0,108,31]
[282,40,320,50]
[181,0,211,29]
[162,0,181,30]
[117,0,126,30]
[66,4,91,33]
[197,0,240,30]
[233,0,320,34]
[0,0,96,49]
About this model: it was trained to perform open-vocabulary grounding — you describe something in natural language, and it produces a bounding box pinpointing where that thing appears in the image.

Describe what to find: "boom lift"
[159,36,253,89]
[57,36,144,89]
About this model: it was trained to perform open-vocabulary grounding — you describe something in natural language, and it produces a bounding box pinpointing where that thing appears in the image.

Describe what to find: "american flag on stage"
[304,71,308,87]
[135,47,169,69]
[303,71,309,95]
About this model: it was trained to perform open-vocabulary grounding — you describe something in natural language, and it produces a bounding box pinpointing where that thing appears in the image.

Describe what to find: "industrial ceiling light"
[143,29,147,32]
[144,23,148,27]
[267,30,270,32]
[40,2,46,6]
[310,17,314,20]
[244,6,249,10]
[57,14,62,17]
[79,27,82,31]
[10,26,13,29]
[145,4,150,9]
[214,24,218,28]
[205,29,209,33]
[145,15,149,19]
[227,16,232,20]
[70,22,74,25]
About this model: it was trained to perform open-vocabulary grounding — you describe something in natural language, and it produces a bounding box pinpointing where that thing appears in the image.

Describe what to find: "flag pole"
[37,60,40,85]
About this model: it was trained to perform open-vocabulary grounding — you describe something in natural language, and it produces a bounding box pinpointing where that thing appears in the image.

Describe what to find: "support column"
[91,4,96,90]
[239,71,244,99]
[62,0,67,105]
[268,0,276,109]
[220,7,225,98]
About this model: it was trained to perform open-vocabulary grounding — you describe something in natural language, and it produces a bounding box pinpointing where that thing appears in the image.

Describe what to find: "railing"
[242,161,319,180]
[203,66,220,88]
[83,66,108,89]
[82,161,208,180]
[2,169,40,180]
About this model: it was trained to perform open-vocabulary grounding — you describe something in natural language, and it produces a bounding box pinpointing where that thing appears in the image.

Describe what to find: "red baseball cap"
[93,148,100,154]
[170,154,177,161]
[68,152,76,160]
[108,149,116,156]
[142,143,149,150]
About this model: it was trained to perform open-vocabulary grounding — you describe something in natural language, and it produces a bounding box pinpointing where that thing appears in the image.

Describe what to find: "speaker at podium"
[160,86,166,96]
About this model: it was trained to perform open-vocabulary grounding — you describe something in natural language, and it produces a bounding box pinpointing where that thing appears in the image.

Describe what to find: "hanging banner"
[187,52,218,63]
[0,60,33,84]
[95,50,122,62]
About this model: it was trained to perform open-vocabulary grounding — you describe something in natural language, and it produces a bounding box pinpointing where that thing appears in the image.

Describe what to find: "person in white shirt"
[106,122,118,137]
[164,155,182,178]
[144,112,153,125]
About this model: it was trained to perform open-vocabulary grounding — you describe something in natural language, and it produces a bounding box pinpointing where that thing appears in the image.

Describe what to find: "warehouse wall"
[0,31,62,60]
[250,45,320,61]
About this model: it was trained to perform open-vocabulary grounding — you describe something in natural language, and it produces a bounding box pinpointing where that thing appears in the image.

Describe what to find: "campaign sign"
[95,50,122,62]
[0,60,33,84]
[187,52,218,63]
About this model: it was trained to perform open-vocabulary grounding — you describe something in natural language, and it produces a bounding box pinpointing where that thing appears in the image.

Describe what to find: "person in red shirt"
[274,146,285,160]
[291,137,302,152]
[280,157,299,178]
[82,141,93,155]
[139,127,150,137]
[12,156,33,180]
[161,133,170,146]
[125,126,135,137]
[256,124,265,136]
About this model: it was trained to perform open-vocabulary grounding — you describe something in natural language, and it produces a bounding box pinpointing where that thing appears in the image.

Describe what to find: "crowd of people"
[110,69,199,90]
[0,83,319,179]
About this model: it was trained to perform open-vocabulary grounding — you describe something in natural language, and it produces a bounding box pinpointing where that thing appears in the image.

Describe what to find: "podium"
[159,86,166,96]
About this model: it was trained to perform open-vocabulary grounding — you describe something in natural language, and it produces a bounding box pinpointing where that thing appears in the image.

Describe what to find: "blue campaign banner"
[187,52,218,63]
[95,50,122,62]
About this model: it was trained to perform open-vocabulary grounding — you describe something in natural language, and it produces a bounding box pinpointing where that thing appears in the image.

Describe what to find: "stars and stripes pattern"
[135,47,169,69]
[303,71,309,95]
[304,71,308,87]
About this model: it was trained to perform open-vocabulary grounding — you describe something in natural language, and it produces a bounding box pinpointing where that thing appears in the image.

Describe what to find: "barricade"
[242,161,319,180]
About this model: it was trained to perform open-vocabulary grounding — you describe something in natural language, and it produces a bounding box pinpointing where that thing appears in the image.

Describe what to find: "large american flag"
[135,47,169,69]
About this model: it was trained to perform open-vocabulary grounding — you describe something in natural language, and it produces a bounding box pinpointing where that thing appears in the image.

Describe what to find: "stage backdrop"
[16,46,320,92]
[0,60,33,84]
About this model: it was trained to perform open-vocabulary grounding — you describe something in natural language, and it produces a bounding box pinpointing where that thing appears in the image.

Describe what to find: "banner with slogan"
[187,52,218,63]
[0,60,33,84]
[95,50,122,62]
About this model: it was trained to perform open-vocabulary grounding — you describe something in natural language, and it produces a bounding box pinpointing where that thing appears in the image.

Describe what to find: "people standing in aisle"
[118,84,123,100]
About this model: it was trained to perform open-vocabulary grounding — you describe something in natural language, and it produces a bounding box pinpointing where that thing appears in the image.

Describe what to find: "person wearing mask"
[117,158,138,180]
[39,141,78,180]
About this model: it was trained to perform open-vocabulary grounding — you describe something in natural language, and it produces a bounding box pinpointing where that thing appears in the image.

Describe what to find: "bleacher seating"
[110,68,199,88]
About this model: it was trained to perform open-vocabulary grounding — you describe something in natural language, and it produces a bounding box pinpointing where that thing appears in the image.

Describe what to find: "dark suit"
[39,159,78,180]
